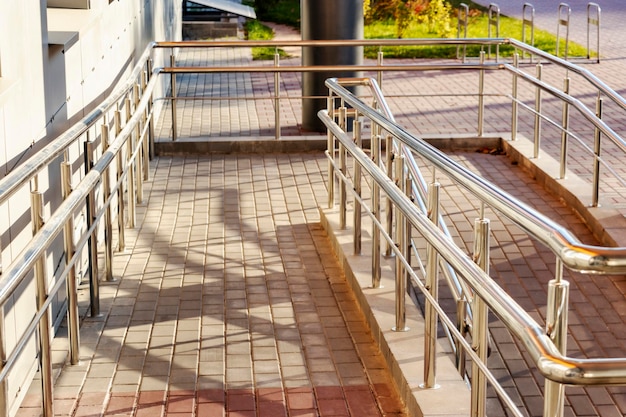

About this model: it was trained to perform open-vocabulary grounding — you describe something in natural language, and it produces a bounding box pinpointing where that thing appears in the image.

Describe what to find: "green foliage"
[252,0,300,28]
[423,0,453,37]
[364,2,590,59]
[244,20,289,60]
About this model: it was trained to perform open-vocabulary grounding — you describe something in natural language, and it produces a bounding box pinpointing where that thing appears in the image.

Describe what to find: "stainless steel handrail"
[319,102,626,385]
[326,78,626,274]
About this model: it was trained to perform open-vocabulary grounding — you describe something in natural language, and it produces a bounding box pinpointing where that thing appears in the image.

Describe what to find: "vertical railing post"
[559,77,570,179]
[457,3,469,62]
[60,160,80,364]
[471,217,490,417]
[146,57,155,159]
[327,96,335,209]
[385,134,394,256]
[456,299,468,375]
[372,131,382,288]
[556,3,571,60]
[0,309,6,417]
[101,124,115,282]
[339,105,347,230]
[533,63,543,159]
[587,3,601,63]
[274,51,281,140]
[487,3,500,61]
[133,84,144,204]
[511,53,519,141]
[404,175,412,289]
[30,187,54,417]
[393,156,409,332]
[478,51,485,137]
[544,260,569,417]
[522,3,535,61]
[377,49,384,89]
[84,140,101,317]
[170,53,178,141]
[592,96,603,207]
[353,117,363,255]
[125,98,136,229]
[423,181,440,388]
[114,109,126,252]
[140,71,150,181]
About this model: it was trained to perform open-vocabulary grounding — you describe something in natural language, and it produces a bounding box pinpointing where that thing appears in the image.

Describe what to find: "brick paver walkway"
[17,155,408,416]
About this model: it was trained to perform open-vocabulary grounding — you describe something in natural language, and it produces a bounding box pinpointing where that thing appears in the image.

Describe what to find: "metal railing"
[0,46,157,417]
[321,76,626,417]
[2,36,626,416]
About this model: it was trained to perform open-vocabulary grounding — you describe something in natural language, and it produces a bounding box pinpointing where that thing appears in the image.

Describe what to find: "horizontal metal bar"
[155,38,510,49]
[160,63,502,74]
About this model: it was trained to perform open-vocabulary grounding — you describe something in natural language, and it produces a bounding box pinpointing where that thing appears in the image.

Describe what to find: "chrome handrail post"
[353,117,363,255]
[30,189,54,417]
[84,140,100,317]
[587,3,601,63]
[557,3,571,60]
[385,134,394,256]
[533,63,543,159]
[339,105,347,229]
[146,57,155,159]
[327,96,335,209]
[423,181,440,388]
[511,53,519,141]
[140,71,150,181]
[522,3,535,62]
[114,109,126,252]
[101,124,115,282]
[592,96,603,207]
[393,155,409,332]
[478,51,485,137]
[0,313,6,417]
[559,77,570,179]
[125,98,136,229]
[457,3,469,62]
[544,260,569,417]
[170,53,177,141]
[377,49,384,89]
[61,161,80,364]
[274,51,281,140]
[471,217,490,417]
[372,132,382,288]
[134,84,144,204]
[487,3,500,61]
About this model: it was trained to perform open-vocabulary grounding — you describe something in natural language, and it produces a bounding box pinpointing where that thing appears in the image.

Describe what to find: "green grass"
[244,20,289,60]
[365,12,590,59]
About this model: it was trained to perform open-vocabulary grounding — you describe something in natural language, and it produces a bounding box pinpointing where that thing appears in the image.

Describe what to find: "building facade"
[0,1,182,414]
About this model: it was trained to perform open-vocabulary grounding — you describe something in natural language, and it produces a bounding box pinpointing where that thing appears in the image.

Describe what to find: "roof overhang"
[187,0,257,19]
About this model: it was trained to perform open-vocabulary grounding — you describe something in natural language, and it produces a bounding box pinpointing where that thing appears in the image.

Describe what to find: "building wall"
[0,1,181,414]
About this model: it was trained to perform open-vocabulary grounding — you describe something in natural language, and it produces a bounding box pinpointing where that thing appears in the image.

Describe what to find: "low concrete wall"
[320,208,471,417]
